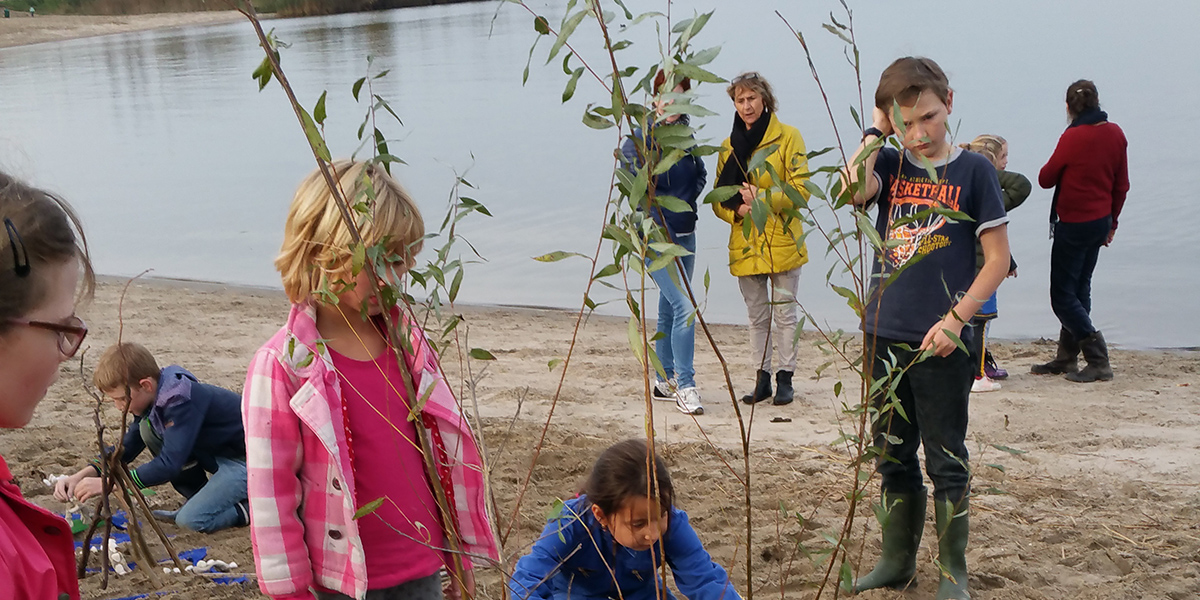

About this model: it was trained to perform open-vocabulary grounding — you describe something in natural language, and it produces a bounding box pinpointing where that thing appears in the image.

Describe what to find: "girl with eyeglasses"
[0,172,94,600]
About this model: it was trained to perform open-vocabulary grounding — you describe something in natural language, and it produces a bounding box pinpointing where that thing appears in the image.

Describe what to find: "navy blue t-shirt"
[863,147,1008,342]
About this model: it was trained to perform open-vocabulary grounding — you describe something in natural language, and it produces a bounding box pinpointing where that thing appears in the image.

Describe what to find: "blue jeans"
[1050,216,1110,339]
[141,421,247,533]
[867,336,972,502]
[648,232,697,388]
[174,456,248,533]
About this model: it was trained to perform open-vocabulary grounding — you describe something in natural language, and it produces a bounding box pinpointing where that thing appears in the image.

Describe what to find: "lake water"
[1,0,1196,349]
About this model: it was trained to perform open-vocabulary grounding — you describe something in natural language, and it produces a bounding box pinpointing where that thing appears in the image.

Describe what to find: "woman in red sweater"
[0,172,94,599]
[1032,80,1129,383]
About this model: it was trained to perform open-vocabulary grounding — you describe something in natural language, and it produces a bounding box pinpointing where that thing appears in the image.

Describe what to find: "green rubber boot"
[935,497,971,600]
[848,489,927,593]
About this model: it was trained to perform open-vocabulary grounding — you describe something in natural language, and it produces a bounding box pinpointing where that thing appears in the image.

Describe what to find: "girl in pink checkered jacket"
[243,161,499,600]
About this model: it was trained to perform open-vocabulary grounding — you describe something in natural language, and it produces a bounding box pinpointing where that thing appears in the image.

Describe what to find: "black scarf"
[1049,107,1109,232]
[717,110,771,211]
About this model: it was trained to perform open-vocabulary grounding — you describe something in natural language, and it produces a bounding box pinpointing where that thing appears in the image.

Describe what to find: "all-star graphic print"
[863,147,1008,342]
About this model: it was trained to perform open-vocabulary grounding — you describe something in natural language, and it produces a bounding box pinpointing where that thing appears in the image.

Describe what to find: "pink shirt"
[243,303,500,600]
[330,348,446,589]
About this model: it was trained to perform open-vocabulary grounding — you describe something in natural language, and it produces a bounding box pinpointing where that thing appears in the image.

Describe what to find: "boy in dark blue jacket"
[54,342,248,533]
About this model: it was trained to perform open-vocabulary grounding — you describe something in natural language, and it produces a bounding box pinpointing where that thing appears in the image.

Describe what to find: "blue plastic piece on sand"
[212,576,249,585]
[178,547,208,564]
[108,595,149,600]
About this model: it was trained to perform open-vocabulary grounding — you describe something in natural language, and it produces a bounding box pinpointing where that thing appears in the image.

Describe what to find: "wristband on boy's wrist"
[863,127,884,141]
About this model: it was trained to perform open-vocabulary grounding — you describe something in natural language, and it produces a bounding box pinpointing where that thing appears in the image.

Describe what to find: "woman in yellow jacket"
[713,72,810,406]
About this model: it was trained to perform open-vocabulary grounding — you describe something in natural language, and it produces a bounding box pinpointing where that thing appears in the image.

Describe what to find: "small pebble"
[172,567,181,574]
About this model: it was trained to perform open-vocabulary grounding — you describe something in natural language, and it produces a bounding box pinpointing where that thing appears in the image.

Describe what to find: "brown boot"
[1065,331,1113,382]
[1031,327,1079,374]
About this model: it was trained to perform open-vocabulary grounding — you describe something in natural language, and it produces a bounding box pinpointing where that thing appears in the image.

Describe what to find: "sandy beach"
[0,11,244,49]
[0,277,1195,600]
[2,12,1198,600]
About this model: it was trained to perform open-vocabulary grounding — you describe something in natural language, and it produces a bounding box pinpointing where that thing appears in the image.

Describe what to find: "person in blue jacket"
[54,342,248,533]
[620,71,708,417]
[509,438,741,600]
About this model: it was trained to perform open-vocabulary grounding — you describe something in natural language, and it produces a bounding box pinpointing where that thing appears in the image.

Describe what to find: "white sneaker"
[652,378,677,402]
[971,376,1001,393]
[674,386,704,415]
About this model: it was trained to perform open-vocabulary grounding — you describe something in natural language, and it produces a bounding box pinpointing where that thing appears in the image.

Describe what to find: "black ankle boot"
[1031,327,1079,375]
[740,369,772,404]
[773,370,795,405]
[1066,331,1113,383]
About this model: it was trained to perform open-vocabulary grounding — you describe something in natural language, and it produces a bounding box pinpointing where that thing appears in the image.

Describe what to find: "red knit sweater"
[1039,122,1129,228]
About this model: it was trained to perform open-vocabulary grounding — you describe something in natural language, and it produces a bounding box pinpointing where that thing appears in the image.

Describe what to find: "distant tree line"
[0,0,475,17]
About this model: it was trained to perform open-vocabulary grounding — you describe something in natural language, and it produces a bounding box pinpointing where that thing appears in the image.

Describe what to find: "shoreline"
[95,274,1199,352]
[0,11,247,50]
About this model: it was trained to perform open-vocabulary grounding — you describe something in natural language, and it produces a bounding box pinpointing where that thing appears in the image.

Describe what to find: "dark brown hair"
[653,70,692,95]
[584,438,675,516]
[1065,79,1100,118]
[0,172,94,335]
[874,57,950,110]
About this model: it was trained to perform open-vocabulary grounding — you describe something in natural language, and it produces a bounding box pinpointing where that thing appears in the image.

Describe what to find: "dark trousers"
[1050,216,1111,339]
[314,572,443,600]
[867,336,972,502]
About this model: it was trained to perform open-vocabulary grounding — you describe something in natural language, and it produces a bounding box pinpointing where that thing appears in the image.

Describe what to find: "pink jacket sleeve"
[243,346,317,600]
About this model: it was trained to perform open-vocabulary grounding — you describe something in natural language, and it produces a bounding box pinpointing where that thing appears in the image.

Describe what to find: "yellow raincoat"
[712,112,811,276]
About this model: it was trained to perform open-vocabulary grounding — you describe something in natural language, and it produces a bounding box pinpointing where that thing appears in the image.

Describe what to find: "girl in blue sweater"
[509,439,741,600]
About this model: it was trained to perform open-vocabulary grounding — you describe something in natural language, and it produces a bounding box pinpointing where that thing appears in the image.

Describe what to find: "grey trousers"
[313,572,443,600]
[737,267,802,372]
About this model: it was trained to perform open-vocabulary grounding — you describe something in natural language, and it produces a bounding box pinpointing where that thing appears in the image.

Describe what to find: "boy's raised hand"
[871,106,894,137]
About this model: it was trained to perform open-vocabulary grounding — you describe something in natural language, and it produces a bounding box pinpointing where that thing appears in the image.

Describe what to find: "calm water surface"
[1,0,1196,348]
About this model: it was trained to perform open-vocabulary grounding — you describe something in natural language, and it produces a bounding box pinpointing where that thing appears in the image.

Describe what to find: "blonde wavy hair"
[959,134,1007,169]
[276,160,425,304]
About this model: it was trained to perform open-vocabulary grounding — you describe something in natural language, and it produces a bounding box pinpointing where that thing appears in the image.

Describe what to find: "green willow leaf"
[299,107,331,162]
[582,108,615,130]
[354,497,385,520]
[563,67,585,102]
[533,251,587,262]
[314,90,328,125]
[469,348,497,361]
[547,10,587,64]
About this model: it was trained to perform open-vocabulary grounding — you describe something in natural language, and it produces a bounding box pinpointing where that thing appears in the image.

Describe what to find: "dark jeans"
[867,335,972,502]
[314,572,443,600]
[1050,216,1111,339]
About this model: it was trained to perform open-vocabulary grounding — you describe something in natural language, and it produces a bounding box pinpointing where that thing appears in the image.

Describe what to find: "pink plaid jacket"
[243,303,499,600]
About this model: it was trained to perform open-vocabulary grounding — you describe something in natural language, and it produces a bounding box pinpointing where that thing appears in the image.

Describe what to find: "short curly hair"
[726,71,777,113]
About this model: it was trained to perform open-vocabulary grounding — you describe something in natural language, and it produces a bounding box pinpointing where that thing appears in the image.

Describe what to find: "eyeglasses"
[4,218,30,278]
[8,315,88,357]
